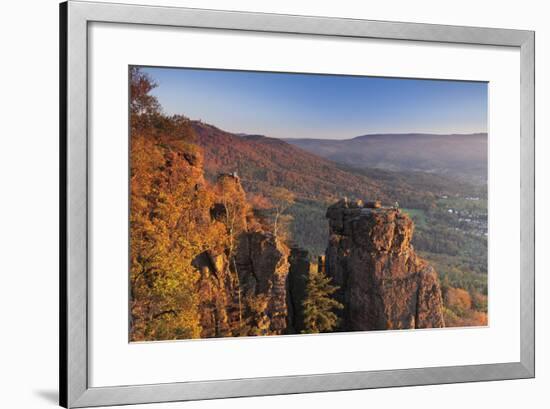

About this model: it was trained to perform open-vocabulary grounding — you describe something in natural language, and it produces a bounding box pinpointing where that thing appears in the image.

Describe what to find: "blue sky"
[141,66,488,140]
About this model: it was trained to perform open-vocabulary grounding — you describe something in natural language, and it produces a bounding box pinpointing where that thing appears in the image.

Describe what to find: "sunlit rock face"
[234,231,290,335]
[325,198,445,331]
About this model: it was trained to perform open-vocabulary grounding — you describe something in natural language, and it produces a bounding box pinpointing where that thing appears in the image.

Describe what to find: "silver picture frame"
[60,1,535,407]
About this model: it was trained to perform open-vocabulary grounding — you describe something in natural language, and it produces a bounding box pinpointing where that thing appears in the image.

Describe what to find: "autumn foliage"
[128,67,487,341]
[129,68,334,341]
[441,285,488,327]
[129,69,229,340]
[130,125,222,339]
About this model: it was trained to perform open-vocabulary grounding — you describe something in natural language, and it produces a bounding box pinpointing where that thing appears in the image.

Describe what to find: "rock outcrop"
[234,232,290,335]
[193,174,291,338]
[286,247,311,333]
[325,198,445,331]
[194,231,291,338]
[193,249,235,338]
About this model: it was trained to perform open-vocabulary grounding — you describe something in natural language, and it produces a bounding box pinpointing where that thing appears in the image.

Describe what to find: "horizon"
[254,131,488,141]
[199,119,488,141]
[141,66,488,140]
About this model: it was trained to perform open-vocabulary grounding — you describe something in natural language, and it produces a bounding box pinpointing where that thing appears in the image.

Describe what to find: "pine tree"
[302,269,343,334]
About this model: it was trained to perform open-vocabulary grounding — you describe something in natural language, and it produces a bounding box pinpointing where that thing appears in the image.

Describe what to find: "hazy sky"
[141,66,488,140]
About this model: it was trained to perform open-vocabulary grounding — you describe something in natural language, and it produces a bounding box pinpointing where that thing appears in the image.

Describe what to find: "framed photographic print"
[60,1,535,407]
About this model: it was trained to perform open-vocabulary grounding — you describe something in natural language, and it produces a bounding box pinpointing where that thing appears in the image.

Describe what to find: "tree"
[128,67,233,340]
[302,268,343,334]
[129,66,161,133]
[130,134,202,340]
[270,187,295,239]
[214,174,252,332]
[216,174,250,253]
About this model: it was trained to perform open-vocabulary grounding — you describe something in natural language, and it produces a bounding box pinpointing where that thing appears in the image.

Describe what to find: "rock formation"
[325,198,445,331]
[193,249,234,338]
[194,233,291,338]
[234,231,290,335]
[193,174,291,338]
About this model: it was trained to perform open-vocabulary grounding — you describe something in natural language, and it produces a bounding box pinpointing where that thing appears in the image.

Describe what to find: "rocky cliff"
[325,198,445,331]
[193,249,234,338]
[192,174,291,338]
[234,231,290,335]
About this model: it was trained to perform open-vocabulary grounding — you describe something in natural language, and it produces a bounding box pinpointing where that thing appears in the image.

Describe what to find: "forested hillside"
[286,132,488,185]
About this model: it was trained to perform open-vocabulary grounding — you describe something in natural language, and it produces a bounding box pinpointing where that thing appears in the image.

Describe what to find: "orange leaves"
[248,193,272,210]
[442,286,488,328]
[129,118,218,341]
[445,287,472,312]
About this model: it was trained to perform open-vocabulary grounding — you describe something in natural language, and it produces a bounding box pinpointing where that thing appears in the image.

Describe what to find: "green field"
[402,208,427,228]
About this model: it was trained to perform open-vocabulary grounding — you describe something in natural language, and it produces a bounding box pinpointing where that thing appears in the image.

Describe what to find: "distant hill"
[284,133,488,185]
[191,122,479,205]
[192,122,383,203]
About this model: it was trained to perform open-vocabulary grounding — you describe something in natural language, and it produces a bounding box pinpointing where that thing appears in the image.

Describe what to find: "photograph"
[129,66,488,342]
[1,0,542,407]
